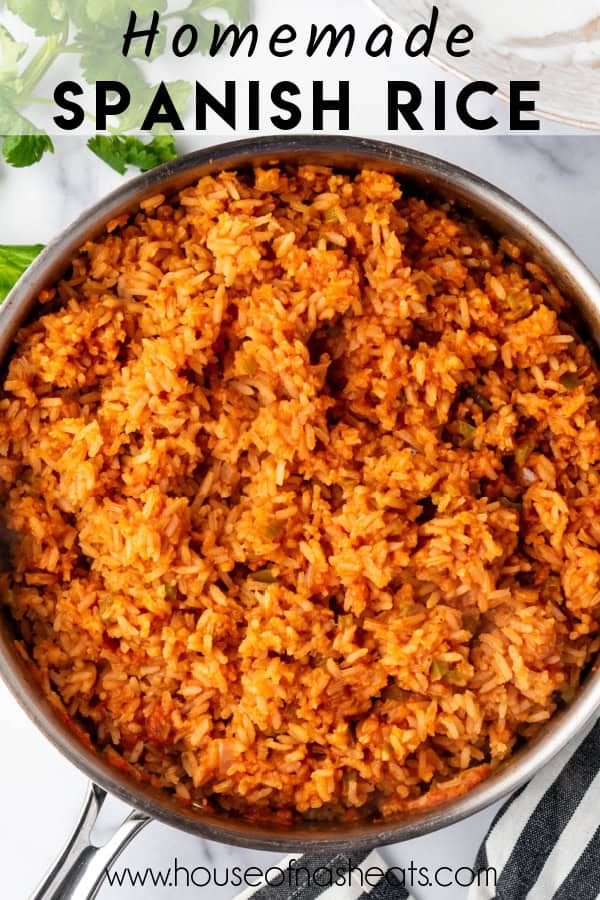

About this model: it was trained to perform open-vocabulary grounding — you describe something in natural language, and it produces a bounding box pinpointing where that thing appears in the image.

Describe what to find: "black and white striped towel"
[236,718,600,900]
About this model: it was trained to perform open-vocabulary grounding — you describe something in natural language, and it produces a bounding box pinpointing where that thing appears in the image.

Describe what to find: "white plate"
[369,0,600,129]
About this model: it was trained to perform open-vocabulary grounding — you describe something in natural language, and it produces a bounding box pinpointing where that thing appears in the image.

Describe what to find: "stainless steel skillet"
[1,135,599,898]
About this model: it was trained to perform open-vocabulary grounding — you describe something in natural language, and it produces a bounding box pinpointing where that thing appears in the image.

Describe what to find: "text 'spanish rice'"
[1,166,599,825]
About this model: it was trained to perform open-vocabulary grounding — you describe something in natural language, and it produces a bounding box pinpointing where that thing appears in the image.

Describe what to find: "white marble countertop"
[0,131,598,900]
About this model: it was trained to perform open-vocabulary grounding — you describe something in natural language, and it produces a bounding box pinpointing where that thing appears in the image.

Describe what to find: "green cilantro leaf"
[65,0,167,32]
[87,133,177,174]
[0,90,30,132]
[105,79,192,132]
[125,134,178,170]
[149,79,192,131]
[0,25,27,83]
[75,29,166,67]
[0,243,44,302]
[65,0,167,62]
[1,132,54,166]
[0,91,54,167]
[61,0,94,31]
[215,0,250,26]
[7,0,65,37]
[172,0,251,53]
[123,25,167,62]
[84,0,167,30]
[87,134,134,174]
[78,47,147,92]
[186,13,217,55]
[0,93,54,166]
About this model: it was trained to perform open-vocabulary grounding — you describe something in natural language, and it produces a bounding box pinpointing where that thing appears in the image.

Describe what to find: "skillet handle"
[30,783,151,900]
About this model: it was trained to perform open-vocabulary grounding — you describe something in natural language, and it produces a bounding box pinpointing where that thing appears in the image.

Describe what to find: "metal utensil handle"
[30,783,151,900]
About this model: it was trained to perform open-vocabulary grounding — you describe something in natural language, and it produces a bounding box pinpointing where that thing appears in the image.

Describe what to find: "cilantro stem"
[18,97,55,106]
[20,32,66,98]
[21,96,96,124]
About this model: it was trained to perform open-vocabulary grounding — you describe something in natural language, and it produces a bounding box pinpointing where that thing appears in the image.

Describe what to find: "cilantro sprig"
[0,243,44,302]
[0,0,251,173]
[87,133,178,174]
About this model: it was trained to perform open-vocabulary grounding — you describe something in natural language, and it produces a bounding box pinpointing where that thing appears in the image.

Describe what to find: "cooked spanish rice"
[1,165,599,824]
